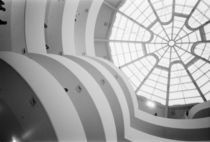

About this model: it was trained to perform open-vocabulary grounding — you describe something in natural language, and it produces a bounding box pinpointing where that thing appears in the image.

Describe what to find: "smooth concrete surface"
[62,0,79,55]
[85,0,104,56]
[45,0,64,55]
[66,55,129,141]
[0,52,86,141]
[74,0,92,55]
[25,0,47,53]
[29,53,117,141]
[10,0,27,53]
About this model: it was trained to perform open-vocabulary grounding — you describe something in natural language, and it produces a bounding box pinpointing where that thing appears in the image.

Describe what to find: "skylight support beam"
[183,64,207,102]
[135,64,157,93]
[175,44,210,65]
[119,54,158,69]
[171,0,175,39]
[142,44,147,55]
[185,0,201,31]
[147,0,170,40]
[174,46,207,102]
[95,38,161,44]
[186,57,198,68]
[103,1,148,30]
[174,13,188,18]
[156,65,169,71]
[165,47,172,117]
[104,0,169,43]
[199,27,207,41]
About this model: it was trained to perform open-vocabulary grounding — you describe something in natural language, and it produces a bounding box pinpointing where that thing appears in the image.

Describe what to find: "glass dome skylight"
[108,0,210,106]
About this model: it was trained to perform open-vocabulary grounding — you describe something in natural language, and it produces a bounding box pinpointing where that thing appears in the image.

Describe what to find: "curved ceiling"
[108,0,210,106]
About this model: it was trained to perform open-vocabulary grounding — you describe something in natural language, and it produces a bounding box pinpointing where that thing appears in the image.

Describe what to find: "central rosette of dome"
[168,40,175,47]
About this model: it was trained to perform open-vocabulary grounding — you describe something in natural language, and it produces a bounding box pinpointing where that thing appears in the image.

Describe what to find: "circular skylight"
[108,0,210,106]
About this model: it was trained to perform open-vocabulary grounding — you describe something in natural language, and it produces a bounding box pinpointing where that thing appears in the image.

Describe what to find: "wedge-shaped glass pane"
[169,63,202,105]
[121,56,157,90]
[137,68,168,105]
[188,0,210,29]
[150,0,173,23]
[193,43,210,61]
[119,0,156,27]
[188,60,210,97]
[175,0,198,15]
[110,13,152,42]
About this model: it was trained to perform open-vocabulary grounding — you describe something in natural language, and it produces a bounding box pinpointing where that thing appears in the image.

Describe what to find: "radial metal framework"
[107,0,210,106]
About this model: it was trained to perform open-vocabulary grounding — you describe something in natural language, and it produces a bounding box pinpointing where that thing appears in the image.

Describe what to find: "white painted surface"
[25,0,46,53]
[68,55,130,140]
[74,0,92,55]
[62,0,79,55]
[85,0,104,56]
[45,0,64,54]
[10,0,26,53]
[47,54,118,141]
[0,52,86,141]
